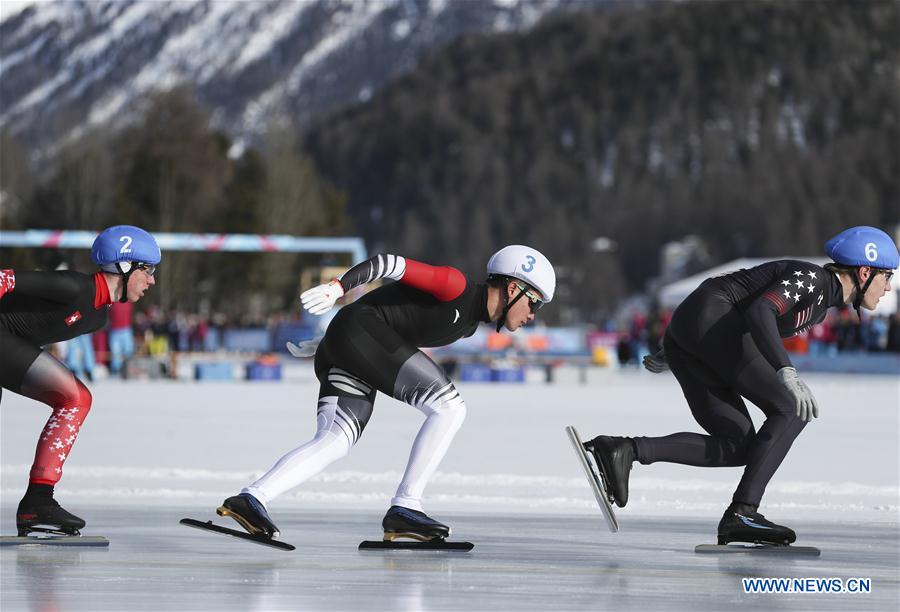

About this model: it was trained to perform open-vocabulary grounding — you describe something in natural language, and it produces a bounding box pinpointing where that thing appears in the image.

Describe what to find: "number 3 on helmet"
[487,245,556,302]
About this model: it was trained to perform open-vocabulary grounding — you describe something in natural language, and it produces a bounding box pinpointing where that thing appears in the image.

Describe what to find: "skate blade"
[383,531,442,543]
[717,537,792,546]
[2,535,108,547]
[180,519,294,551]
[361,539,473,551]
[17,524,81,537]
[697,543,819,556]
[216,506,277,538]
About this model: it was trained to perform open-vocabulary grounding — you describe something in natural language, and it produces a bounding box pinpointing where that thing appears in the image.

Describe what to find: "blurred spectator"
[887,313,900,352]
[835,306,863,351]
[147,306,170,356]
[808,310,838,357]
[64,334,96,382]
[864,315,889,352]
[108,301,135,377]
[617,333,635,367]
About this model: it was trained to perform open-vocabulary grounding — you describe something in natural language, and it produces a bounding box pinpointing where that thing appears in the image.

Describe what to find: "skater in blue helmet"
[1,225,160,537]
[584,226,897,546]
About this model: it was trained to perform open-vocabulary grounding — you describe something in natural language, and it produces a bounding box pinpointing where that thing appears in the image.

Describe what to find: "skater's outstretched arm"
[301,254,466,314]
[0,269,87,304]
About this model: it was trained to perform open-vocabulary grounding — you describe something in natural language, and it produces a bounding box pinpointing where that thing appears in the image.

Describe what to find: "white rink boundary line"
[1,486,897,516]
[1,464,897,497]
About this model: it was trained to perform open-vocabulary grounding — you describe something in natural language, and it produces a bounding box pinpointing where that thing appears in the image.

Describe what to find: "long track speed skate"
[359,506,474,551]
[565,426,618,532]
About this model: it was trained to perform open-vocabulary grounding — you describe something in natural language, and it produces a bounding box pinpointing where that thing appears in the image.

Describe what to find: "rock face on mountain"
[0,0,614,154]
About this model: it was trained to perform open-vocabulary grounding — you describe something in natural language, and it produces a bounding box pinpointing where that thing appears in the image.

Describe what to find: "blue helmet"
[91,225,161,273]
[825,226,899,270]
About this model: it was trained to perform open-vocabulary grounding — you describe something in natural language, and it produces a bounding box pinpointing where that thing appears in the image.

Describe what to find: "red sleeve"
[93,272,112,308]
[400,259,467,302]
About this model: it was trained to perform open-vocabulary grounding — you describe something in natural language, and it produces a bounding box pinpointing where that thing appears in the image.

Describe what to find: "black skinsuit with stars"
[633,260,844,506]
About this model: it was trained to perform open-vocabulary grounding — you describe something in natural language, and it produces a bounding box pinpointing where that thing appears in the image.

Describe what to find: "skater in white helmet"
[217,246,555,542]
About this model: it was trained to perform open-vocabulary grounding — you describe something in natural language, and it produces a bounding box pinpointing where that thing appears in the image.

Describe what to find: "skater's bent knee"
[66,379,93,413]
[724,434,755,466]
[437,396,466,422]
[75,379,92,405]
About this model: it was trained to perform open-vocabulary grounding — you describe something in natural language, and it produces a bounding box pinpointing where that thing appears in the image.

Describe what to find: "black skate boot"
[16,483,86,536]
[217,493,280,538]
[583,435,635,508]
[717,502,796,545]
[382,506,450,542]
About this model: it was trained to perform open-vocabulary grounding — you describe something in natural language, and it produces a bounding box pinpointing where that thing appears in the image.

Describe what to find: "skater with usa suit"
[582,226,898,546]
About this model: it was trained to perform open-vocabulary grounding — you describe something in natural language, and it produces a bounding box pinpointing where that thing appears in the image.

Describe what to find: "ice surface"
[2,371,898,610]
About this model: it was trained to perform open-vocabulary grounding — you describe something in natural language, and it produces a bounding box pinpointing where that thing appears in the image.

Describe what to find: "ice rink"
[2,371,898,610]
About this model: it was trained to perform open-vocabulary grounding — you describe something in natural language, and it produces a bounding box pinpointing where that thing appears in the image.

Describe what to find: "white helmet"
[487,245,555,302]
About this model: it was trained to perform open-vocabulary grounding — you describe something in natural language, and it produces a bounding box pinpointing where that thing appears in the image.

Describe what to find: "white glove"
[300,280,344,315]
[777,366,819,422]
[642,349,669,374]
[286,337,322,357]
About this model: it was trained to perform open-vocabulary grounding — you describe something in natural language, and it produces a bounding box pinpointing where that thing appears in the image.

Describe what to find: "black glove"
[642,348,669,374]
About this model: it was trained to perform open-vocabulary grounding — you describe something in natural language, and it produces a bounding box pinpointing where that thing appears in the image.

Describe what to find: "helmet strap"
[495,283,527,333]
[851,268,876,320]
[116,262,134,303]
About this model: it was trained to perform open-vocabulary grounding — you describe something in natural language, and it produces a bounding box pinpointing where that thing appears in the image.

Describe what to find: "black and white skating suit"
[243,254,491,511]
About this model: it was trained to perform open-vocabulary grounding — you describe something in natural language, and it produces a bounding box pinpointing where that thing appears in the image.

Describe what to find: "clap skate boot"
[16,484,86,536]
[217,493,280,538]
[382,506,451,542]
[717,503,797,545]
[583,435,636,508]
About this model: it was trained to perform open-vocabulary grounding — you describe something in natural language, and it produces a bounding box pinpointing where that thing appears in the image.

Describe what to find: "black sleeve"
[10,270,88,304]
[337,254,407,292]
[744,297,792,370]
[743,262,822,371]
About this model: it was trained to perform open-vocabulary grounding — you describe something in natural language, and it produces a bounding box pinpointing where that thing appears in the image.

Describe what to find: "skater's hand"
[777,366,819,422]
[286,337,322,357]
[642,349,669,373]
[300,280,344,315]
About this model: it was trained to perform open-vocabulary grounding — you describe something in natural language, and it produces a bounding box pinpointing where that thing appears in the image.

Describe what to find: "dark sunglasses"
[514,283,545,313]
[133,262,157,276]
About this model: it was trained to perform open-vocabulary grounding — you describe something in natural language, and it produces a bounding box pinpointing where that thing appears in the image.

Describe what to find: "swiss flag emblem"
[65,311,82,326]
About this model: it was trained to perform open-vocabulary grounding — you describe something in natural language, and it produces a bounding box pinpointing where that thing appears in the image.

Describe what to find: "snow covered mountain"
[0,0,614,157]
